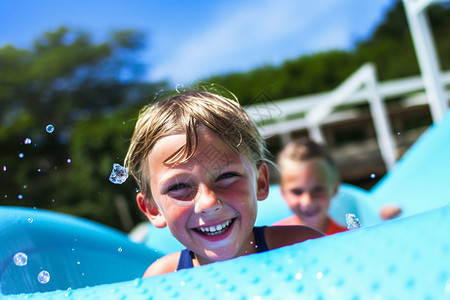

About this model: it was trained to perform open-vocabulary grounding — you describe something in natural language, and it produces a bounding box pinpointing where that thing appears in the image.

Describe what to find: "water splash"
[13,252,28,266]
[109,163,128,184]
[175,84,185,93]
[345,213,361,229]
[37,270,50,284]
[46,124,55,133]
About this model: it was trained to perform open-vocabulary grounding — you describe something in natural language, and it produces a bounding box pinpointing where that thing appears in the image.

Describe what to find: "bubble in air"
[13,252,28,266]
[118,247,123,253]
[28,217,33,223]
[24,138,32,145]
[109,163,128,184]
[37,270,50,284]
[346,213,361,229]
[46,124,55,133]
[175,84,184,93]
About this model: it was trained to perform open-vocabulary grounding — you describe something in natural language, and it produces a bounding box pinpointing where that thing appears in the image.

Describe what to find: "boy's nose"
[194,186,222,214]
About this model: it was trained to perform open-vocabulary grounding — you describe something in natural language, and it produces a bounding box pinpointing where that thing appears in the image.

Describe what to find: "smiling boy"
[124,89,324,277]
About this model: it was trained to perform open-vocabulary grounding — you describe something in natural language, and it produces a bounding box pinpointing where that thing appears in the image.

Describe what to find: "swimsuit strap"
[176,226,269,271]
[253,226,269,252]
[176,248,194,271]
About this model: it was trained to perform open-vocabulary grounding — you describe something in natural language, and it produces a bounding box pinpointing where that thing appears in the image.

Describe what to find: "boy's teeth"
[197,220,231,235]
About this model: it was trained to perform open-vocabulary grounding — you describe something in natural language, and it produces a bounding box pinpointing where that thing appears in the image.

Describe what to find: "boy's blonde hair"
[277,137,339,182]
[124,89,269,204]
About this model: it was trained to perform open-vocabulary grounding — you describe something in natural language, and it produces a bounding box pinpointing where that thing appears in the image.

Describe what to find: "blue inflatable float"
[2,110,450,299]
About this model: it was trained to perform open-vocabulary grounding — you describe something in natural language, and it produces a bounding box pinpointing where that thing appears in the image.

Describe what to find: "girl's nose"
[194,185,222,214]
[300,192,313,206]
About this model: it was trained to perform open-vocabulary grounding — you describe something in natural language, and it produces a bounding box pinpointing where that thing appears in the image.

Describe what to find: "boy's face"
[137,127,269,264]
[280,158,338,231]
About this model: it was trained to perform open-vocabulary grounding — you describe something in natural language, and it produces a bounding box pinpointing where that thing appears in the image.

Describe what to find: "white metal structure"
[245,1,450,171]
[403,0,449,122]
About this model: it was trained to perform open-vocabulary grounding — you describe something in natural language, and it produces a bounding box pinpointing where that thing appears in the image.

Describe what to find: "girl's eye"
[292,188,304,196]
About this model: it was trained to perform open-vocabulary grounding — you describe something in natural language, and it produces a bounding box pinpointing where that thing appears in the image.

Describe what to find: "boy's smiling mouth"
[194,219,234,236]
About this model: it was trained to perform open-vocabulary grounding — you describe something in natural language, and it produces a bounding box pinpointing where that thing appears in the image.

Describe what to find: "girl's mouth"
[194,219,233,236]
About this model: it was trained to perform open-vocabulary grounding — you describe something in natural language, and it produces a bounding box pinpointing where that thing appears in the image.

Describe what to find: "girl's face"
[280,158,338,231]
[137,127,269,265]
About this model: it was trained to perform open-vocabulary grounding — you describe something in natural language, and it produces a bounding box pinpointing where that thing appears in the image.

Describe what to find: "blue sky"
[0,0,396,84]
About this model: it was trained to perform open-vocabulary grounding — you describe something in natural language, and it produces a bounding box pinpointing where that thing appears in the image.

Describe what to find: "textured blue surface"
[5,204,450,299]
[0,207,161,295]
[2,110,450,299]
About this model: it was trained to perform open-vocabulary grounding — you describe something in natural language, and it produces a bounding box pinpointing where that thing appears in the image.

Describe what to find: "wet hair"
[277,137,338,181]
[124,88,269,204]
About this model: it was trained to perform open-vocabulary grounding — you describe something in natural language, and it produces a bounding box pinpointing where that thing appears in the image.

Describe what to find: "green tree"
[0,27,167,230]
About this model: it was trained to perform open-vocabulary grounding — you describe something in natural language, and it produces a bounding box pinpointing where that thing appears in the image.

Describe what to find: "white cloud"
[148,0,396,84]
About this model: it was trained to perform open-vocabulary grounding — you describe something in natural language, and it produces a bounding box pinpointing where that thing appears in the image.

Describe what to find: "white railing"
[245,0,450,171]
[245,67,450,170]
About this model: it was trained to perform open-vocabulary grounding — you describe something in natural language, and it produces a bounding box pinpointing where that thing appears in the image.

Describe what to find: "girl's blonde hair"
[124,88,269,204]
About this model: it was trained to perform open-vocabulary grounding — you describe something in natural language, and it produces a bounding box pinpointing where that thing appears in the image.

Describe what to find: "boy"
[124,89,324,277]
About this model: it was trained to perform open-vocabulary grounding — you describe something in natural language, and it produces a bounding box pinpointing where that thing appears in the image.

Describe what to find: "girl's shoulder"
[264,225,325,250]
[143,251,181,278]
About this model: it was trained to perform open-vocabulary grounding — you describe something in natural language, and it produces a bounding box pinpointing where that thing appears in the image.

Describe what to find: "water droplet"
[67,158,71,163]
[397,132,400,135]
[37,270,50,284]
[2,165,6,172]
[370,173,376,179]
[175,84,184,93]
[23,185,28,189]
[19,153,24,158]
[28,217,33,223]
[37,169,41,172]
[13,252,28,266]
[118,247,123,252]
[24,138,32,145]
[316,272,323,279]
[18,195,23,200]
[346,213,361,229]
[46,125,54,133]
[109,163,128,184]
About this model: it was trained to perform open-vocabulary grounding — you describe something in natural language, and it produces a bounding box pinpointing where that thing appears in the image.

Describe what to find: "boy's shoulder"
[264,225,325,249]
[143,251,181,278]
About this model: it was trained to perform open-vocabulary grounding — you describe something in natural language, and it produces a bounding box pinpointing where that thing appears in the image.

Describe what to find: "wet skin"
[137,126,270,266]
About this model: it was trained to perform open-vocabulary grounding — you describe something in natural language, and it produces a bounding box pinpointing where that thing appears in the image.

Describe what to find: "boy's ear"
[136,192,167,228]
[256,163,270,201]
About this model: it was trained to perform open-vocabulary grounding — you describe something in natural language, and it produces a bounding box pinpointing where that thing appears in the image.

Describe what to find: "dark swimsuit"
[176,226,269,271]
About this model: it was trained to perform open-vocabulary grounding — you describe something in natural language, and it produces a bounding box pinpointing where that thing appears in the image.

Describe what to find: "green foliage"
[0,27,167,230]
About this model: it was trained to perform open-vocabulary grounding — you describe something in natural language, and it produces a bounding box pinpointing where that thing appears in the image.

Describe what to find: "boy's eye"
[166,183,195,200]
[216,172,240,187]
[217,172,239,180]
